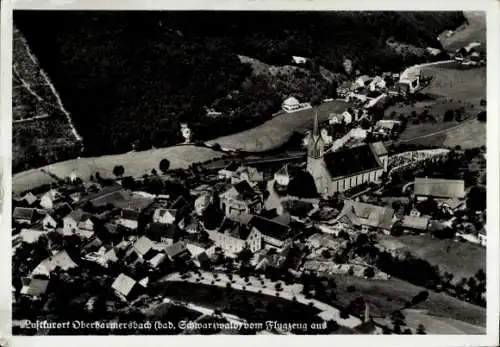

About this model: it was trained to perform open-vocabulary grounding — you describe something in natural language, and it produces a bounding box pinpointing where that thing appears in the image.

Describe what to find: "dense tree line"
[14,11,464,161]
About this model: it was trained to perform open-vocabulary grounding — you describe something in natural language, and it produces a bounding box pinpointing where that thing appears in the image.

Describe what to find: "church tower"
[307,109,328,195]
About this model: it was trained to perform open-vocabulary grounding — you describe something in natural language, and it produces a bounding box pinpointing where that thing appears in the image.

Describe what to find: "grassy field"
[378,234,486,283]
[205,100,351,152]
[438,11,486,52]
[391,62,485,147]
[13,145,225,194]
[331,273,485,328]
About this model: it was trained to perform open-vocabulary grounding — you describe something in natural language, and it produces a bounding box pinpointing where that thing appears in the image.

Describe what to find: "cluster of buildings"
[454,42,485,66]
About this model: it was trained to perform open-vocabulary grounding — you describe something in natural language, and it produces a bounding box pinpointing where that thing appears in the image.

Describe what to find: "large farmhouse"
[306,110,388,196]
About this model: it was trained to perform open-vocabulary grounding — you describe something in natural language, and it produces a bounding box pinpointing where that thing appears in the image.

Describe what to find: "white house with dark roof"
[63,209,93,234]
[248,215,294,252]
[207,218,262,255]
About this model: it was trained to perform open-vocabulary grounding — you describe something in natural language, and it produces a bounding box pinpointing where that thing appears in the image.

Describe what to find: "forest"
[14,11,465,158]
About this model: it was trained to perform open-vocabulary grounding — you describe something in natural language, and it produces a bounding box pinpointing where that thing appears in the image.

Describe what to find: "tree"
[416,324,426,334]
[112,165,125,178]
[363,267,375,279]
[151,168,158,176]
[159,158,171,174]
[443,109,454,122]
[360,118,371,130]
[321,249,332,259]
[467,185,486,211]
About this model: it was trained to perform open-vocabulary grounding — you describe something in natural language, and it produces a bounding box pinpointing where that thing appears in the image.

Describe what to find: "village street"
[161,270,362,328]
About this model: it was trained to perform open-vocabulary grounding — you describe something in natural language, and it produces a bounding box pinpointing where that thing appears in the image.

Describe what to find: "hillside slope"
[14,11,465,168]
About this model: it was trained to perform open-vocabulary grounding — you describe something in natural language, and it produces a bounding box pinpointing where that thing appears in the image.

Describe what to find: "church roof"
[323,143,382,179]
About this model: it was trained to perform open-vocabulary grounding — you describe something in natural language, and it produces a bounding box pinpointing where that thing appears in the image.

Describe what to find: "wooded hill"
[14,11,465,159]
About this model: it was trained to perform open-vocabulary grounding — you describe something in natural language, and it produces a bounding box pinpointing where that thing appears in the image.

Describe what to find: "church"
[306,110,388,197]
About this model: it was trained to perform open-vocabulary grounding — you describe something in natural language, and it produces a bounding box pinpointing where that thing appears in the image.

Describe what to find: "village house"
[291,55,308,65]
[401,215,430,234]
[164,241,191,262]
[282,96,301,112]
[194,193,212,216]
[207,218,262,255]
[31,250,78,278]
[329,109,355,125]
[281,96,312,113]
[125,236,156,265]
[152,208,177,225]
[334,200,395,234]
[193,252,211,268]
[354,75,372,89]
[274,164,290,187]
[117,208,141,230]
[12,229,47,249]
[111,273,142,302]
[13,207,37,225]
[413,177,466,201]
[42,214,57,230]
[40,189,61,210]
[147,222,178,246]
[20,192,38,206]
[368,76,387,91]
[63,209,94,235]
[218,162,240,180]
[186,238,216,258]
[219,180,263,217]
[248,215,294,252]
[231,166,264,185]
[20,277,50,300]
[336,81,354,98]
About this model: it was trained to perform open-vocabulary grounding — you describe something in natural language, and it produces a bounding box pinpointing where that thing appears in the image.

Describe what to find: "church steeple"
[308,109,324,159]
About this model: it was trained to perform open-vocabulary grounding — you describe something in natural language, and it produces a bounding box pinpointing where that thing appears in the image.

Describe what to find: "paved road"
[162,271,362,329]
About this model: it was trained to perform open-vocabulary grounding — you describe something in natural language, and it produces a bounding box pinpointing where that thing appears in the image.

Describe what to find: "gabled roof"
[414,177,465,199]
[148,253,166,268]
[323,143,382,179]
[54,203,73,219]
[21,277,50,297]
[275,164,289,177]
[148,223,177,241]
[133,236,154,256]
[66,209,90,223]
[283,96,300,106]
[154,208,177,219]
[402,215,430,230]
[249,216,292,241]
[221,161,240,172]
[38,250,78,273]
[111,273,137,298]
[22,192,38,205]
[13,207,35,220]
[104,223,118,234]
[121,208,140,221]
[16,229,46,244]
[165,241,188,259]
[195,252,210,265]
[232,180,259,200]
[338,200,394,230]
